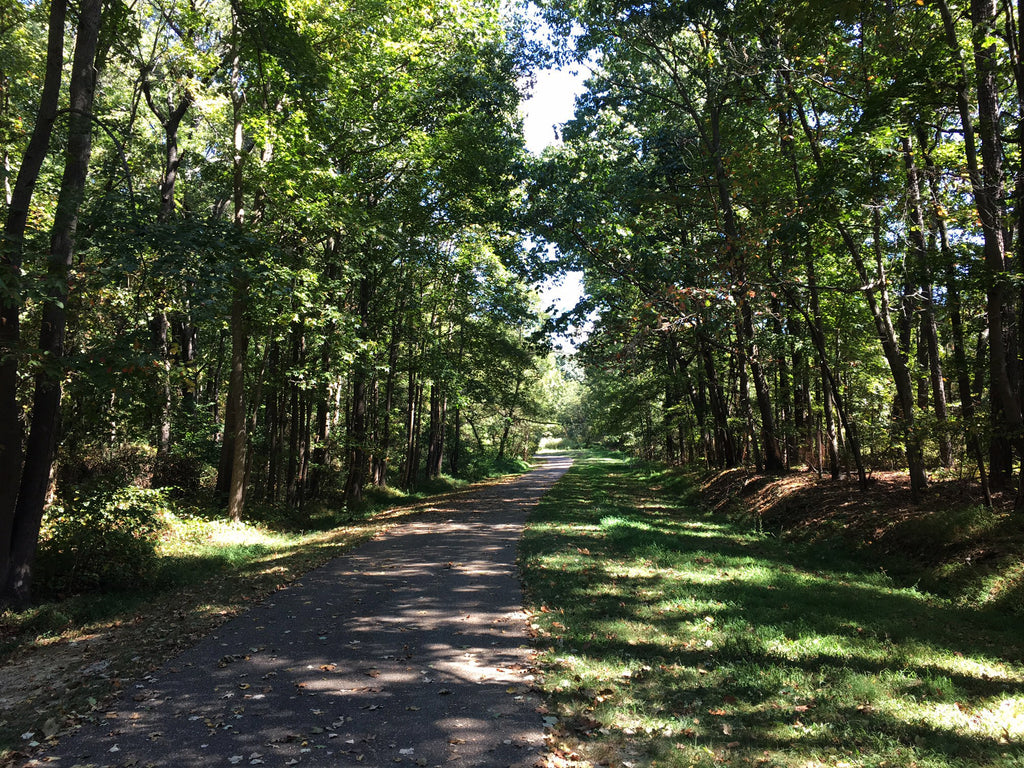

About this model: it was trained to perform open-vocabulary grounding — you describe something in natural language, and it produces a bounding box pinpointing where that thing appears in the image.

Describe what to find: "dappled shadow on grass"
[522,456,1024,767]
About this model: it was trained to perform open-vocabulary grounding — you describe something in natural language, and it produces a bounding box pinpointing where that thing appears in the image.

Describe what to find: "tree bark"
[224,281,249,521]
[0,0,67,601]
[3,0,101,605]
[900,134,953,468]
[424,384,446,480]
[344,276,372,504]
[788,83,923,497]
[217,9,249,520]
[918,128,993,504]
[971,0,1024,504]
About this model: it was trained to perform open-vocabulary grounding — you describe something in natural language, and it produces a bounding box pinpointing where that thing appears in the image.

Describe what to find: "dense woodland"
[0,0,559,606]
[1,0,1023,608]
[533,0,1024,511]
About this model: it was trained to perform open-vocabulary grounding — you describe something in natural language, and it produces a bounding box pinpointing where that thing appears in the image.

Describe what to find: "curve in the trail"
[24,453,574,768]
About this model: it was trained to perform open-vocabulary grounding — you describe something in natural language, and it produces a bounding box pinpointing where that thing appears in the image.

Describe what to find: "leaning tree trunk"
[0,0,67,601]
[937,0,1023,495]
[918,127,993,505]
[3,0,101,606]
[707,105,783,472]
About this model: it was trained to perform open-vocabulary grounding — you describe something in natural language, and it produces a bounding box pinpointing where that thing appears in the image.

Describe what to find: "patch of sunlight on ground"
[900,641,1024,682]
[888,695,1024,741]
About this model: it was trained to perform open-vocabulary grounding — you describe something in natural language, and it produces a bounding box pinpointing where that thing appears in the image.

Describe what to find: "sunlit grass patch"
[521,454,1024,768]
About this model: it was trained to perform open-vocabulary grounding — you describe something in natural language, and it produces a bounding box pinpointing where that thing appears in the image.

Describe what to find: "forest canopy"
[0,0,552,606]
[530,0,1024,513]
[2,0,1024,607]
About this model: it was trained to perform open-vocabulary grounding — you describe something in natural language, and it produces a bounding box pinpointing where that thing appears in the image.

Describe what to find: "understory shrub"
[35,487,170,596]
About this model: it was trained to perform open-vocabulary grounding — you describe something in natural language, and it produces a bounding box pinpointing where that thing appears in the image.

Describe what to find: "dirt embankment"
[696,467,1024,612]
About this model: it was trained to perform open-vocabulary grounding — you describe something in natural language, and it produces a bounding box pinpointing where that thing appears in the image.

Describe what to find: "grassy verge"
[520,454,1024,768]
[0,465,529,765]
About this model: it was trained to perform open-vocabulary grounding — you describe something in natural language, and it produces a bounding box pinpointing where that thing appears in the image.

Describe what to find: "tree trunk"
[0,0,67,603]
[900,135,954,468]
[971,0,1024,504]
[141,73,192,453]
[936,0,1022,496]
[919,128,993,504]
[3,0,101,605]
[697,327,737,468]
[706,104,783,472]
[344,277,372,505]
[286,321,304,506]
[424,384,446,480]
[218,11,248,521]
[373,306,404,487]
[223,281,248,521]
[449,407,461,475]
[789,85,923,497]
[497,376,522,462]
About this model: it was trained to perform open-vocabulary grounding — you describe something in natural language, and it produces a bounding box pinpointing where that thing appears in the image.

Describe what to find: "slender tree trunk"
[936,0,1022,495]
[0,0,67,602]
[309,336,331,498]
[424,384,446,480]
[218,12,248,521]
[919,129,993,504]
[264,341,281,501]
[497,376,523,461]
[449,407,461,475]
[402,363,418,489]
[141,76,192,454]
[900,134,954,468]
[789,85,923,497]
[707,105,782,472]
[344,277,372,504]
[788,271,867,485]
[286,322,304,507]
[971,0,1024,505]
[697,327,737,468]
[373,305,404,487]
[3,0,101,605]
[224,282,248,521]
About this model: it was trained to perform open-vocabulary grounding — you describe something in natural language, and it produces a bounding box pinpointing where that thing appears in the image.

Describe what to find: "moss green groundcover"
[520,454,1024,768]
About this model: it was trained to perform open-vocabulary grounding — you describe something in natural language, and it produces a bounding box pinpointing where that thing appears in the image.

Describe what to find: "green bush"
[36,487,169,596]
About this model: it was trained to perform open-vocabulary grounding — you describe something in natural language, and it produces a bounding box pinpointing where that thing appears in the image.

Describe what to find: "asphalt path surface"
[26,454,573,768]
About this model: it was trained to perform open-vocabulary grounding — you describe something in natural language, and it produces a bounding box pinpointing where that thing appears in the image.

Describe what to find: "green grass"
[520,454,1024,768]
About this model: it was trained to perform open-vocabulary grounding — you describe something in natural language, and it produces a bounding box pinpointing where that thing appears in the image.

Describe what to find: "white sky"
[521,65,588,154]
[520,63,590,346]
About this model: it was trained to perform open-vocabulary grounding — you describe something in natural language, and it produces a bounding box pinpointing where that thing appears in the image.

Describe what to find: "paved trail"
[27,454,573,768]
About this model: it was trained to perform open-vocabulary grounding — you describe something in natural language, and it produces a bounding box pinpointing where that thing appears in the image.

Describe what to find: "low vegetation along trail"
[520,455,1024,768]
[19,454,573,768]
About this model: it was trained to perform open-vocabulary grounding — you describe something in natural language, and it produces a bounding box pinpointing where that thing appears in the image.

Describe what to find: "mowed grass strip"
[520,454,1024,768]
